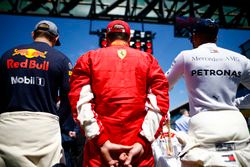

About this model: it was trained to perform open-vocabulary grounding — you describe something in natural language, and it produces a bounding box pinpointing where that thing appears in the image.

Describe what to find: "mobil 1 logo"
[11,76,45,86]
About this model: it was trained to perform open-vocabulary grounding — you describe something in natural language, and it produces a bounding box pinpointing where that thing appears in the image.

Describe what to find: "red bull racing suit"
[0,41,72,167]
[69,41,169,167]
[0,42,72,120]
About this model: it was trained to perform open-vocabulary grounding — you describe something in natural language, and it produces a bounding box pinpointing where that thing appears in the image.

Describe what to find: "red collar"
[110,40,129,47]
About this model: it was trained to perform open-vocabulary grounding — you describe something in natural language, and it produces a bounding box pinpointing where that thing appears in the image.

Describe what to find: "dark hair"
[106,32,130,42]
[192,18,219,43]
[33,30,57,43]
[194,31,217,43]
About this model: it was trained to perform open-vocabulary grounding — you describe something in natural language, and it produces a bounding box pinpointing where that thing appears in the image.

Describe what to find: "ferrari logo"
[117,49,127,59]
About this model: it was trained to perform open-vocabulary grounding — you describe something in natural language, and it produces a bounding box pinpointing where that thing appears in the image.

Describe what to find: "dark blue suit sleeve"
[58,57,73,125]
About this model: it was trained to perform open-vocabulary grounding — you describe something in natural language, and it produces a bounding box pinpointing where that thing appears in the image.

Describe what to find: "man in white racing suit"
[165,18,250,167]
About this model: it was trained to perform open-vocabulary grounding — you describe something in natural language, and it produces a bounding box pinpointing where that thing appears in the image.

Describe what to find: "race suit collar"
[110,40,129,47]
[198,43,217,48]
[33,41,51,47]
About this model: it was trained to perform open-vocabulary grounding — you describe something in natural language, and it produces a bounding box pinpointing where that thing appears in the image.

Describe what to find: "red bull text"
[7,48,49,71]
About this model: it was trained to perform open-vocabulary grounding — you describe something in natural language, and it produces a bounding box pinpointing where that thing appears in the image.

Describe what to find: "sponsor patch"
[12,48,47,59]
[222,154,236,162]
[7,59,49,71]
[117,49,127,59]
[68,62,73,70]
[11,76,45,86]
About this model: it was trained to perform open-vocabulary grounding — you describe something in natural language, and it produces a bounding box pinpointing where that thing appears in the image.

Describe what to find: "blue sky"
[1,14,250,110]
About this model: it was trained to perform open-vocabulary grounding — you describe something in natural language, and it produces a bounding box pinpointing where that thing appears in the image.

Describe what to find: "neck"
[109,40,129,47]
[34,37,53,47]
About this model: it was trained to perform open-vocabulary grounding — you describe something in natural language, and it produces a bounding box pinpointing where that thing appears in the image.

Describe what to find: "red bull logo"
[12,49,47,59]
[7,59,49,71]
[7,48,49,71]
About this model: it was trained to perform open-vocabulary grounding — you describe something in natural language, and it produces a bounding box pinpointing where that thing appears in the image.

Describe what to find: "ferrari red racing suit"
[69,41,169,167]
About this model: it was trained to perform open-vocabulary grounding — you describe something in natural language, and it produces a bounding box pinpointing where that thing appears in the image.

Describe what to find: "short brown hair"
[33,30,57,43]
[106,32,130,43]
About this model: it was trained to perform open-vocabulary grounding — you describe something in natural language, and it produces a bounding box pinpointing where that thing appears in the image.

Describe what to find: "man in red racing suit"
[69,20,169,167]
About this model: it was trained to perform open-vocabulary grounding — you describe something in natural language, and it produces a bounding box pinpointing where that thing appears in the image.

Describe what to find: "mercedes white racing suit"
[166,43,250,166]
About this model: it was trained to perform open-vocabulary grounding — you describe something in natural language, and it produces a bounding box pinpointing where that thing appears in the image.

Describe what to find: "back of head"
[106,20,131,45]
[33,20,61,46]
[190,18,219,47]
[192,18,219,35]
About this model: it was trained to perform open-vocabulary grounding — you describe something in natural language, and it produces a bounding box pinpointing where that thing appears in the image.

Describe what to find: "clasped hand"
[100,140,144,167]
